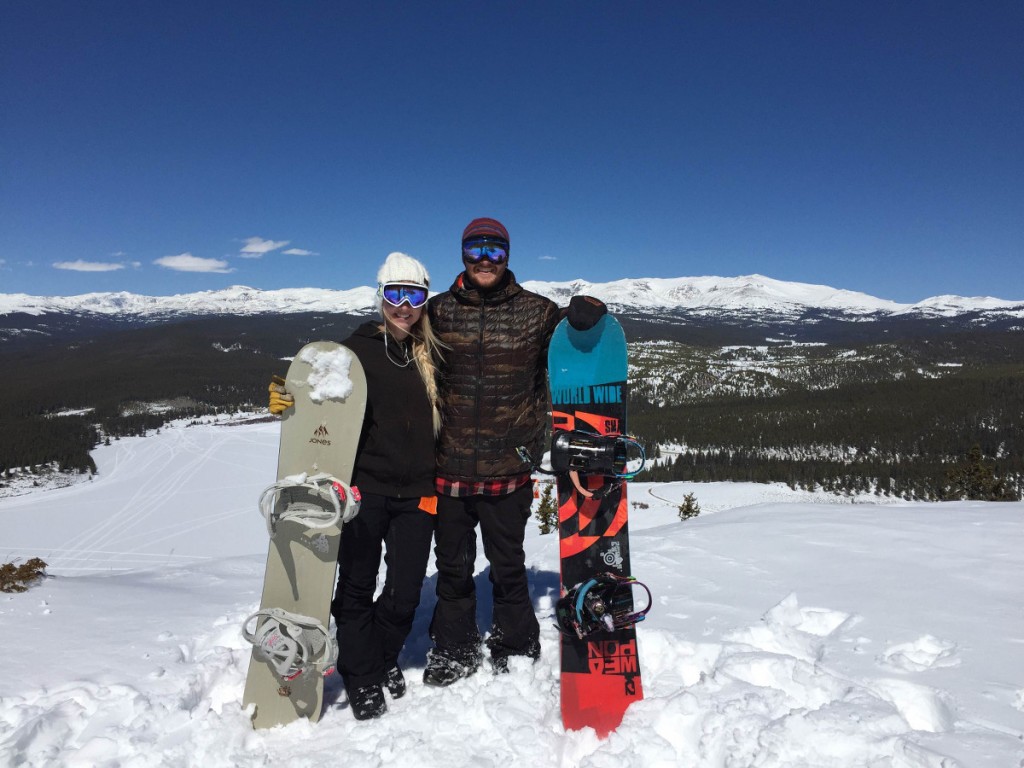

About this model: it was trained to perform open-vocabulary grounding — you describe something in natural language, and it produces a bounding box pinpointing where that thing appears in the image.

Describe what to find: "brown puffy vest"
[429,271,560,483]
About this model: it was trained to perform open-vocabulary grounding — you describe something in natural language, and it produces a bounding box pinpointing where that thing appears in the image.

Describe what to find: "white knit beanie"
[377,252,430,289]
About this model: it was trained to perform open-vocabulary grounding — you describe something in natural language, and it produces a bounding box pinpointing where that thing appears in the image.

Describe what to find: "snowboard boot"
[349,684,387,720]
[491,646,540,675]
[384,665,406,699]
[422,649,480,687]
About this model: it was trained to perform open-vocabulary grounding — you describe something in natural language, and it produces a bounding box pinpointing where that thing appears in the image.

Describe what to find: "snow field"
[1,420,1022,766]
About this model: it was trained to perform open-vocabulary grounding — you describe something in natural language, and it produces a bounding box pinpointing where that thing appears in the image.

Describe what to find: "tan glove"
[268,375,295,415]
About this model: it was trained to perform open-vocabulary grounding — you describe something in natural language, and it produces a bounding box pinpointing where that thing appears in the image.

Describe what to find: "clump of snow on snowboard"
[297,346,355,402]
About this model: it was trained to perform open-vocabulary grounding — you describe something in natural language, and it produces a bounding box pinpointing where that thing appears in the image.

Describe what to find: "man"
[423,217,561,685]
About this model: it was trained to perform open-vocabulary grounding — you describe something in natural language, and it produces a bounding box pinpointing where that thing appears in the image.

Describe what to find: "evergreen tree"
[943,444,1020,501]
[678,492,701,521]
[536,483,558,535]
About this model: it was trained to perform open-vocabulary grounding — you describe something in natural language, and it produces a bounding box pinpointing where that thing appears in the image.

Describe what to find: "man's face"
[462,238,509,290]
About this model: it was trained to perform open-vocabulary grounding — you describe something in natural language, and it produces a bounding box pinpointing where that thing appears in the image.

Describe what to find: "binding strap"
[258,472,361,536]
[242,607,338,680]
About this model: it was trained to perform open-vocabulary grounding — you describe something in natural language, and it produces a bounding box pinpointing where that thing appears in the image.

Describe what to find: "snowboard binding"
[555,573,653,640]
[548,430,646,499]
[242,607,339,681]
[259,472,361,536]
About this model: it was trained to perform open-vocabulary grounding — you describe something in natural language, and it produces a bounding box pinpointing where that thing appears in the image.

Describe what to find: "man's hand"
[268,375,295,415]
[565,295,607,331]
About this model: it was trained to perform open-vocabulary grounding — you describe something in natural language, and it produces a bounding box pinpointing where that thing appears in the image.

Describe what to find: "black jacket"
[343,322,436,498]
[429,271,560,482]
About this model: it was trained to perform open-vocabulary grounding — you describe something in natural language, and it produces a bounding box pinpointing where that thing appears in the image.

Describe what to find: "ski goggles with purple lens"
[381,283,428,308]
[462,238,509,264]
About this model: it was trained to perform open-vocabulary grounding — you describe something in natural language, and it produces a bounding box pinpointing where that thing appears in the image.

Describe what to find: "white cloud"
[154,253,234,273]
[539,255,557,261]
[53,260,125,272]
[282,248,318,256]
[239,237,289,258]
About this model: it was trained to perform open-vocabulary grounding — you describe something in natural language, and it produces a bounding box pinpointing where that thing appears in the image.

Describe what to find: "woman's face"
[382,299,422,340]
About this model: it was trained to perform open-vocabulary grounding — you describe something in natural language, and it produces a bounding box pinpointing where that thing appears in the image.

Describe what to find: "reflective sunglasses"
[381,283,428,308]
[462,238,509,264]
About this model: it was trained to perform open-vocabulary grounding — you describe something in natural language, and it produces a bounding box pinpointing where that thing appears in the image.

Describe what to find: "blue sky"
[2,2,1021,302]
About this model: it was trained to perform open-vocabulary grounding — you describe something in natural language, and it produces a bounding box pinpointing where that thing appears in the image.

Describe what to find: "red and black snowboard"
[548,313,644,737]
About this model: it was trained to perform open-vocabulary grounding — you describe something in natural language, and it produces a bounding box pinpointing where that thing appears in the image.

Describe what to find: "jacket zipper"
[473,299,485,477]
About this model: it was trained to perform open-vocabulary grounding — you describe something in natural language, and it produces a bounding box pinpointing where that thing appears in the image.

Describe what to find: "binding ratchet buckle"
[555,573,653,639]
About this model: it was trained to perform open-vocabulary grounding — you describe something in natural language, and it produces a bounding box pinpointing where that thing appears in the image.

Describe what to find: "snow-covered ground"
[1,420,1022,767]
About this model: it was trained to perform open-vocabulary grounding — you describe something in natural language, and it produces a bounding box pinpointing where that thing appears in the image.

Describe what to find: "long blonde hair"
[409,312,445,435]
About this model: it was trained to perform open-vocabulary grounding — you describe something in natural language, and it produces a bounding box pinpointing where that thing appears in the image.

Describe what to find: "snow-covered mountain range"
[2,275,1023,321]
[0,285,379,318]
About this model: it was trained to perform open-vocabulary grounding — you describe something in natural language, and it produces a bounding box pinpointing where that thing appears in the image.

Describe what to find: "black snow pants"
[331,493,435,690]
[428,483,540,665]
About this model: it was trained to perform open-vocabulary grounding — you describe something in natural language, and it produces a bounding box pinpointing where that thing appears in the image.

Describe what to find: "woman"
[270,252,442,720]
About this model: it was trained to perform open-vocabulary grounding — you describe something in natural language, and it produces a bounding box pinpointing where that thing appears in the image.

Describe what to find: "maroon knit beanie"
[462,217,510,245]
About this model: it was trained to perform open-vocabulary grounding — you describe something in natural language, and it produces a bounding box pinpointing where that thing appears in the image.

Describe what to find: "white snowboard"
[243,341,366,729]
